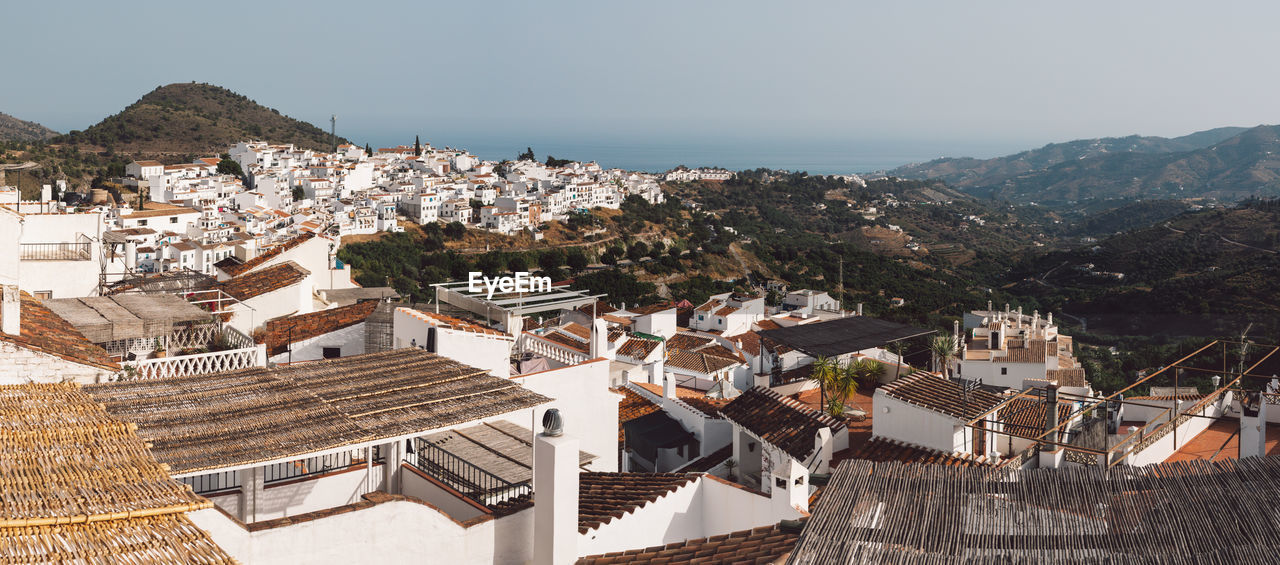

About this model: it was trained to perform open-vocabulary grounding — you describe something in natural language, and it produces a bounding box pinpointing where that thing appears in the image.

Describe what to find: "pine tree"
[365,143,372,156]
[414,136,422,157]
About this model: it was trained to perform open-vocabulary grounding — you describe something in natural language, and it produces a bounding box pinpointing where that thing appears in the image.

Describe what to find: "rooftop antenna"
[330,115,337,154]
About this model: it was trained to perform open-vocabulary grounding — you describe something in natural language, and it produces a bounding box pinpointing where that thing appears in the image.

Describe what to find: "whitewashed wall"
[190,497,535,565]
[507,359,618,471]
[872,392,967,454]
[268,322,366,364]
[0,340,115,384]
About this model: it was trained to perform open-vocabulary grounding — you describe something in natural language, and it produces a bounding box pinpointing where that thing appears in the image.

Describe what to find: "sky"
[4,1,1280,171]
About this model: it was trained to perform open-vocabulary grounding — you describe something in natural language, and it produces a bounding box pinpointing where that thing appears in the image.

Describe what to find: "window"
[138,219,148,226]
[1000,367,1008,375]
[170,217,178,223]
[34,291,52,300]
[322,347,341,359]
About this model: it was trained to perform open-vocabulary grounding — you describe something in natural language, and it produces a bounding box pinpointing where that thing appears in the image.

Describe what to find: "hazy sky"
[4,1,1280,162]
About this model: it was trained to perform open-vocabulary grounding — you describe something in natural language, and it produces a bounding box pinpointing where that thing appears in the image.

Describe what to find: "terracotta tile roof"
[576,300,617,316]
[755,319,783,331]
[120,204,200,219]
[677,443,733,473]
[528,330,590,354]
[618,387,662,442]
[1046,367,1088,387]
[880,371,1003,421]
[626,303,677,315]
[694,299,720,313]
[561,322,592,340]
[577,522,800,564]
[617,336,661,360]
[713,305,739,317]
[1002,339,1047,363]
[216,232,315,277]
[736,330,764,356]
[834,437,995,468]
[0,383,234,563]
[399,308,508,337]
[261,301,379,356]
[633,382,729,418]
[698,343,744,362]
[998,397,1073,440]
[0,292,118,371]
[217,260,310,301]
[720,386,842,461]
[666,349,742,375]
[667,333,715,352]
[578,472,697,533]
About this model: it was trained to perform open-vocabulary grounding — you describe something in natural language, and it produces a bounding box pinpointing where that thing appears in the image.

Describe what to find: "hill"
[1007,200,1280,338]
[887,126,1251,203]
[0,112,59,142]
[57,83,349,154]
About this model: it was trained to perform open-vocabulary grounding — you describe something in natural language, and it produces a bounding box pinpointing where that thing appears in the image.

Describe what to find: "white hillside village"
[1,136,1278,564]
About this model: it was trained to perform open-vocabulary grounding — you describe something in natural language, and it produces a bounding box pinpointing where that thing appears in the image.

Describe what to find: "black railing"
[264,446,382,485]
[410,438,531,507]
[20,241,92,261]
[180,470,242,495]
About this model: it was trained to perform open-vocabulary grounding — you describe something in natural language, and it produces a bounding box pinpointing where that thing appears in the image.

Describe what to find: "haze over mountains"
[888,126,1280,205]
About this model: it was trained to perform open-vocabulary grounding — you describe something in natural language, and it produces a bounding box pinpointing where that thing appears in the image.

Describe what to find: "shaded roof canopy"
[86,349,550,474]
[787,457,1280,564]
[422,420,596,485]
[44,293,213,343]
[758,316,935,358]
[0,292,118,371]
[0,383,233,563]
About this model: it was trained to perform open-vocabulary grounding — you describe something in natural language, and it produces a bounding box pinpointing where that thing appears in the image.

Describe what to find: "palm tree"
[807,356,839,410]
[852,358,883,391]
[930,334,959,377]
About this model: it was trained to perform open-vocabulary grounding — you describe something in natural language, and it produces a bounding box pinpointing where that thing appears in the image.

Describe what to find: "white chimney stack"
[1047,312,1053,327]
[1240,392,1268,459]
[856,303,863,316]
[2,284,19,336]
[589,317,608,359]
[124,241,138,271]
[1017,306,1023,329]
[663,371,676,401]
[534,409,579,565]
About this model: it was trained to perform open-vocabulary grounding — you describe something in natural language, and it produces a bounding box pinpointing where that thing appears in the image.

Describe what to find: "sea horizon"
[339,131,1033,176]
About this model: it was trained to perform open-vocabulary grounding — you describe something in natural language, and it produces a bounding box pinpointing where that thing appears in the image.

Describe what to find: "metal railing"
[180,470,242,495]
[20,239,92,261]
[264,446,383,485]
[410,438,531,507]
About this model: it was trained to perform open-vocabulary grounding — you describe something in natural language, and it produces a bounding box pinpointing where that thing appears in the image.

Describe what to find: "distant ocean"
[353,133,1028,176]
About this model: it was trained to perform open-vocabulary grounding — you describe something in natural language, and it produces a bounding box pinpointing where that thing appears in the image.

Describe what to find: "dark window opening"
[322,347,341,359]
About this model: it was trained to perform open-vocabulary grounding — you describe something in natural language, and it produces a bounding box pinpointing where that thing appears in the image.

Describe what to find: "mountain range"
[54,82,349,154]
[0,112,59,142]
[886,126,1280,204]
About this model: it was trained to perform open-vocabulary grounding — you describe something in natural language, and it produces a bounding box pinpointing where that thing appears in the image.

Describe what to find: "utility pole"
[837,257,844,311]
[330,115,337,153]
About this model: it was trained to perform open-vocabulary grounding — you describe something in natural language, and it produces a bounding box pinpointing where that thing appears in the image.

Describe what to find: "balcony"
[20,238,92,261]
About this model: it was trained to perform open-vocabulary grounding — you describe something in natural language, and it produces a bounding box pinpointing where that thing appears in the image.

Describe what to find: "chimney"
[663,371,676,401]
[1017,306,1023,329]
[1240,392,1267,459]
[1032,310,1040,336]
[125,241,138,271]
[1046,312,1053,327]
[770,457,810,518]
[534,409,579,565]
[1043,384,1060,452]
[987,300,993,314]
[589,317,608,359]
[2,284,19,336]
